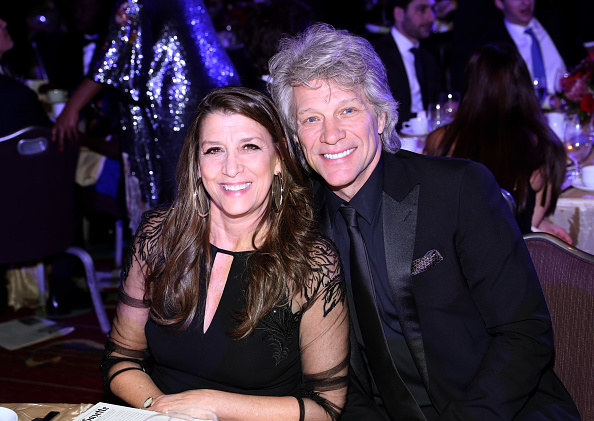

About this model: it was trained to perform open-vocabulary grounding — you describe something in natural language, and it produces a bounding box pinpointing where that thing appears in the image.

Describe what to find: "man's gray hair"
[267,23,400,167]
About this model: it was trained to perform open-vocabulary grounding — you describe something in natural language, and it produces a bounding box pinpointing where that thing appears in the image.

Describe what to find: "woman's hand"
[52,78,103,149]
[150,390,218,417]
[53,102,80,148]
[535,219,573,244]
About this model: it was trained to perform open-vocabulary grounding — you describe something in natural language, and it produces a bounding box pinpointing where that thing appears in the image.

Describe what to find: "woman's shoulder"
[300,234,346,314]
[131,207,170,256]
[136,207,169,234]
[309,234,341,264]
[307,234,344,286]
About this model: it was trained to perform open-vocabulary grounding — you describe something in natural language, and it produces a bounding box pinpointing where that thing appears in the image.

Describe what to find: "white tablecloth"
[550,187,594,255]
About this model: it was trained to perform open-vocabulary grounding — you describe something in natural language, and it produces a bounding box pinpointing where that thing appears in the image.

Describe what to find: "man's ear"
[393,6,405,25]
[494,0,504,12]
[378,112,387,135]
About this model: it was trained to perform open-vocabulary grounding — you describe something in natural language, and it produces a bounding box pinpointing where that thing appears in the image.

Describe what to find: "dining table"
[1,403,93,421]
[548,154,594,255]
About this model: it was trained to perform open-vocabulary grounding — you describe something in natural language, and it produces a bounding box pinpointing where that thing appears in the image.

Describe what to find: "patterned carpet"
[0,292,122,405]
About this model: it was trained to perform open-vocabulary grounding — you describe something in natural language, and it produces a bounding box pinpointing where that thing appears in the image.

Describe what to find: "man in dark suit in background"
[269,23,579,421]
[482,0,586,98]
[373,0,441,128]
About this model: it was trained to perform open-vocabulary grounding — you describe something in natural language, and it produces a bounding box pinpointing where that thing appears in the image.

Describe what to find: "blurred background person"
[100,87,348,420]
[373,0,442,128]
[53,0,240,230]
[234,0,313,93]
[425,43,571,242]
[0,16,51,135]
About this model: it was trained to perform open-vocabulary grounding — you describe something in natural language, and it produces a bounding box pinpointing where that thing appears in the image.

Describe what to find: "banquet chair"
[0,126,110,334]
[523,232,594,420]
[500,188,516,215]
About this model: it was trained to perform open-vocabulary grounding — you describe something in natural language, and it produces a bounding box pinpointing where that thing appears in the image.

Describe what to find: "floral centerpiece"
[558,54,594,122]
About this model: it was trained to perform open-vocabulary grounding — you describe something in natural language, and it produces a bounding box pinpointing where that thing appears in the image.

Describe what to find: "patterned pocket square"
[411,249,443,276]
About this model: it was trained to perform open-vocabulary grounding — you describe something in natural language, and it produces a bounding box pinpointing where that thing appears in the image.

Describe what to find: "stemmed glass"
[563,114,594,183]
[533,77,547,106]
[427,92,460,132]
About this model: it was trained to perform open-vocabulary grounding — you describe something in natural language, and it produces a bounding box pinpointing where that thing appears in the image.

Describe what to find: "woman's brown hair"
[435,43,566,214]
[145,86,318,337]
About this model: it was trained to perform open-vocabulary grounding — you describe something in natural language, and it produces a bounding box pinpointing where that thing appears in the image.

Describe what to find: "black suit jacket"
[373,34,441,127]
[315,150,579,420]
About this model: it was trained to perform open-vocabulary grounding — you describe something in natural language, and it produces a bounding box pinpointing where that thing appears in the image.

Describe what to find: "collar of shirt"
[326,156,384,227]
[504,17,538,46]
[391,26,419,56]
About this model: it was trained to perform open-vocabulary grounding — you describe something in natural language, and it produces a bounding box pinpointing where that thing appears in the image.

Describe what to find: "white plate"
[0,407,17,421]
[571,182,594,192]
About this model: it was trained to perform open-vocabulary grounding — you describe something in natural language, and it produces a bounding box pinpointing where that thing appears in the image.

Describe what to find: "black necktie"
[410,47,427,104]
[339,204,426,420]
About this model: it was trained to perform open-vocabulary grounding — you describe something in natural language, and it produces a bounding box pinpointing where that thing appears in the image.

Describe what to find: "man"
[373,0,441,127]
[486,0,586,98]
[268,23,579,420]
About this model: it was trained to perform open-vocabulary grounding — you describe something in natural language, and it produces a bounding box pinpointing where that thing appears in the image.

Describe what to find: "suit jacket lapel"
[382,178,429,389]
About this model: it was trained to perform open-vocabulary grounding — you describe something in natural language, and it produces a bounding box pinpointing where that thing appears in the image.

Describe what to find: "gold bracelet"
[143,396,153,408]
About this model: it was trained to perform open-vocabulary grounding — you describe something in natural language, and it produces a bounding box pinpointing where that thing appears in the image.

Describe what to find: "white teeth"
[324,148,355,160]
[223,182,251,191]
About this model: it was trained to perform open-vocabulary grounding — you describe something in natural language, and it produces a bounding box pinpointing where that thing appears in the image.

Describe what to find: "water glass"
[563,114,594,182]
[427,92,459,132]
[427,103,444,132]
[533,77,547,105]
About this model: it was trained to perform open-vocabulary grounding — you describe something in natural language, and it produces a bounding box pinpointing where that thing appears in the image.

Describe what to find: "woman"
[100,87,349,420]
[424,43,571,242]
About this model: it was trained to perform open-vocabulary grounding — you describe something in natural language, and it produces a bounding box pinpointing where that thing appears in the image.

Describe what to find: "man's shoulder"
[384,149,478,174]
[372,33,399,57]
[383,150,496,195]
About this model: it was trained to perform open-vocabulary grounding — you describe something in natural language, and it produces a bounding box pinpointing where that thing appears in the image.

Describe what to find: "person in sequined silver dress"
[53,0,239,230]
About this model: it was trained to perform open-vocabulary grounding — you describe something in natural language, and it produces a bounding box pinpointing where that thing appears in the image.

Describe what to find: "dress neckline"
[210,243,253,257]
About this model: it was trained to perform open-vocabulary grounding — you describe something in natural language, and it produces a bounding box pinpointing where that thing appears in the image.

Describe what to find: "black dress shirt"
[324,159,432,410]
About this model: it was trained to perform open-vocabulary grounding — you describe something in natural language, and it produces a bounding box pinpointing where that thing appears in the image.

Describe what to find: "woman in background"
[425,43,571,242]
[100,87,349,420]
[53,0,240,230]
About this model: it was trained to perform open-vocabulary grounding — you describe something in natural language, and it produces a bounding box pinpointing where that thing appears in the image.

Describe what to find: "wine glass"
[427,103,443,132]
[563,114,594,183]
[533,77,547,106]
[439,92,460,124]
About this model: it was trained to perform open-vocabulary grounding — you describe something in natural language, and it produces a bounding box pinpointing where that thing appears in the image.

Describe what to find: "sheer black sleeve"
[100,208,167,390]
[297,237,349,421]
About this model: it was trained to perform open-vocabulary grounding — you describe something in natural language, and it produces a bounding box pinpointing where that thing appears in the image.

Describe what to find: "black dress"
[102,208,349,419]
[146,246,305,396]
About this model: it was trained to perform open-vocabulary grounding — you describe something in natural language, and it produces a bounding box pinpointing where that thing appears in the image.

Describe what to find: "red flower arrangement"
[559,54,594,120]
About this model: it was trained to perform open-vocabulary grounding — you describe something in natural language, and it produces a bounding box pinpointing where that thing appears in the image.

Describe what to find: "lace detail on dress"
[121,207,169,283]
[302,237,346,315]
[258,305,301,366]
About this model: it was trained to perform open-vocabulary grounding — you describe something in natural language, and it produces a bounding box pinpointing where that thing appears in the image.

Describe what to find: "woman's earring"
[195,178,210,218]
[271,173,284,213]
